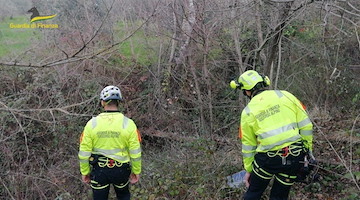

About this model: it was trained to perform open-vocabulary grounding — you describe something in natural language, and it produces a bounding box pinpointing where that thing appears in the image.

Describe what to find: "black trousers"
[244,151,305,200]
[90,162,131,200]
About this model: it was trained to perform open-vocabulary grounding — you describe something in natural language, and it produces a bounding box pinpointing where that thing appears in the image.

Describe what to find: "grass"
[115,20,160,66]
[0,16,40,58]
[0,17,159,65]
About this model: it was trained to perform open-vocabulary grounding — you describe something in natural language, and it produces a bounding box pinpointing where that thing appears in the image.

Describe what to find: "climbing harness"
[266,141,304,165]
[89,154,124,168]
[97,157,124,168]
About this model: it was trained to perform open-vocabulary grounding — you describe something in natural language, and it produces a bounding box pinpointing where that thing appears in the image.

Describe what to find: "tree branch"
[70,0,115,57]
[0,101,30,160]
[329,2,360,18]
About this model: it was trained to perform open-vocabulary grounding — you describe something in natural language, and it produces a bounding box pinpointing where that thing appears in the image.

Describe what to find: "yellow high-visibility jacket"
[240,90,313,172]
[78,112,142,175]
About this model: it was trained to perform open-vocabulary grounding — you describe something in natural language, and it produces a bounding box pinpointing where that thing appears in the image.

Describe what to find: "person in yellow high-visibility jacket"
[79,85,141,200]
[230,70,314,200]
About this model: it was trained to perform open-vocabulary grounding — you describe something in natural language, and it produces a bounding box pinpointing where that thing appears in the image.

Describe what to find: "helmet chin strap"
[105,100,112,105]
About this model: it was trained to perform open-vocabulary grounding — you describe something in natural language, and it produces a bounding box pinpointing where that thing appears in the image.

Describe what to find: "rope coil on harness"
[266,142,304,158]
[97,157,124,168]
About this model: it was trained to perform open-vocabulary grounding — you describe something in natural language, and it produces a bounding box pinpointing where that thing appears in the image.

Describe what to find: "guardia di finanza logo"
[9,7,58,29]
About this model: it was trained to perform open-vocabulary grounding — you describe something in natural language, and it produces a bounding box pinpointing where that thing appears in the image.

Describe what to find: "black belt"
[89,154,128,168]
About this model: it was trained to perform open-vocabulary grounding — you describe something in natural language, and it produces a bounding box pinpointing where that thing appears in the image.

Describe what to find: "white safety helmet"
[100,85,123,101]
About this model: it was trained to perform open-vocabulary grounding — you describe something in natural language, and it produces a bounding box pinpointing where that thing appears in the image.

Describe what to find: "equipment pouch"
[295,154,317,182]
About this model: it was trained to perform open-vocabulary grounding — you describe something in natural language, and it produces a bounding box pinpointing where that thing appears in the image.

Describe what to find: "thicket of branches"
[0,0,359,199]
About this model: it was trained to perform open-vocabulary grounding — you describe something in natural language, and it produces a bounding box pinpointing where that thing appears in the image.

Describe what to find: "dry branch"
[70,0,115,58]
[0,96,97,119]
[314,122,360,190]
[0,101,30,159]
[0,176,15,200]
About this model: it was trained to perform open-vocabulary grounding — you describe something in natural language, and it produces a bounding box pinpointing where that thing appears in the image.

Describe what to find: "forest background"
[0,0,359,199]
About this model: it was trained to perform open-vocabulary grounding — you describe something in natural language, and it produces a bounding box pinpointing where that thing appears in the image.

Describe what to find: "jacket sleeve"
[78,119,93,175]
[240,110,257,173]
[127,119,142,174]
[287,91,314,151]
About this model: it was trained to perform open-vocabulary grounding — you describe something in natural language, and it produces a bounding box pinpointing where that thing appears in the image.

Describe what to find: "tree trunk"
[231,0,244,72]
[255,0,266,66]
[168,0,177,63]
[175,0,196,64]
[274,35,282,89]
[264,1,293,76]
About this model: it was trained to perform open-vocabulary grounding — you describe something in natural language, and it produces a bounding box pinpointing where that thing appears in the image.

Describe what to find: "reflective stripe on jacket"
[240,90,313,172]
[79,112,141,175]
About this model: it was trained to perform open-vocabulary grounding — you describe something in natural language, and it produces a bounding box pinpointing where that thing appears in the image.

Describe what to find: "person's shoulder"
[278,90,292,94]
[272,90,296,98]
[83,116,98,129]
[280,90,298,98]
[241,105,252,117]
[122,115,137,129]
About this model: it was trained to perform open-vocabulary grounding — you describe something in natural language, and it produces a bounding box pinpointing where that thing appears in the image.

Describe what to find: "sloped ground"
[0,41,358,199]
[126,114,359,200]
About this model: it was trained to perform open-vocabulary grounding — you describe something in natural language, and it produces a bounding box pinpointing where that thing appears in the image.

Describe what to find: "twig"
[0,95,97,130]
[315,122,360,190]
[0,101,30,160]
[71,0,115,57]
[275,35,282,89]
[213,119,238,134]
[349,114,360,174]
[300,160,343,177]
[329,3,360,18]
[10,172,68,193]
[0,95,97,113]
[328,10,359,27]
[33,181,47,200]
[347,1,360,13]
[355,26,360,51]
[0,176,15,200]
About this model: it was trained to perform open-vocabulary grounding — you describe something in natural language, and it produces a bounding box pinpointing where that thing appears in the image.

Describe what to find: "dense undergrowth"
[0,62,359,199]
[1,2,360,198]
